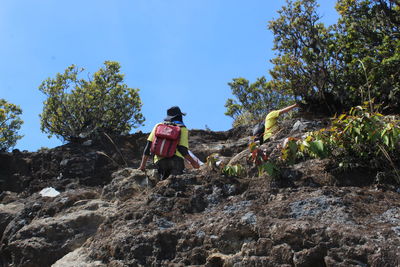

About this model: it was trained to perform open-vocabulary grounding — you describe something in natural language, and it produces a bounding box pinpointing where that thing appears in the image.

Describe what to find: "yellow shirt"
[263,110,280,141]
[147,123,189,162]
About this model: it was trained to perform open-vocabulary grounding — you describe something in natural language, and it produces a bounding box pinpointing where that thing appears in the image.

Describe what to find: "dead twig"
[378,144,400,184]
[103,132,128,167]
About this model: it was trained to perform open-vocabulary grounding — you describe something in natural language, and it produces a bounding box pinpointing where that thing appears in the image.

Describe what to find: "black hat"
[164,106,186,121]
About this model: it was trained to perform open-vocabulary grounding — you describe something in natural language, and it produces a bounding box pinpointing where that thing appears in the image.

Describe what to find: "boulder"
[2,198,115,267]
[52,247,105,267]
[0,201,24,237]
[102,168,155,202]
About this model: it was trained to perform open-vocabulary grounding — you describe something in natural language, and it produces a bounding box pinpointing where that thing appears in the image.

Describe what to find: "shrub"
[39,61,145,142]
[225,77,294,127]
[222,164,246,178]
[0,99,23,151]
[206,153,246,178]
[281,101,400,182]
[249,142,280,178]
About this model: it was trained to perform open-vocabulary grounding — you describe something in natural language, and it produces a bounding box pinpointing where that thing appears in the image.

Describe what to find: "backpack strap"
[169,120,186,127]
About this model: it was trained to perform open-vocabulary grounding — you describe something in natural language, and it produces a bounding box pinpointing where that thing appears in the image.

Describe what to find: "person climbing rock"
[253,103,299,144]
[138,106,200,179]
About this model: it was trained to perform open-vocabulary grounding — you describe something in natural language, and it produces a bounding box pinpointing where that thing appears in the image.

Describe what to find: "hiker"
[253,103,299,144]
[138,106,200,179]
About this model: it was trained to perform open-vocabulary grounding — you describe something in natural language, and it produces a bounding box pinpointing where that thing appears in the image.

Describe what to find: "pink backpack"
[150,123,181,158]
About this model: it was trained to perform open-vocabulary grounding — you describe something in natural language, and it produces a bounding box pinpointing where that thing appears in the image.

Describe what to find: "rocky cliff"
[0,120,399,267]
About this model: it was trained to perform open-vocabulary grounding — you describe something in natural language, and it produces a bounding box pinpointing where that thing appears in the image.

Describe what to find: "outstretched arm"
[138,141,152,171]
[184,154,200,169]
[138,155,150,171]
[177,145,200,169]
[278,103,299,115]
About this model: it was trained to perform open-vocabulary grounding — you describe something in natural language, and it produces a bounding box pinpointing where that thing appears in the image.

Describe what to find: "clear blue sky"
[0,0,339,152]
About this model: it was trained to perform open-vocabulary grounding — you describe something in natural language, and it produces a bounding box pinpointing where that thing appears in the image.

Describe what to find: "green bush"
[281,102,400,182]
[39,61,145,142]
[205,153,246,178]
[0,99,23,151]
[249,142,280,178]
[231,111,258,128]
[222,164,246,178]
[225,77,294,127]
[268,0,400,114]
[227,0,399,118]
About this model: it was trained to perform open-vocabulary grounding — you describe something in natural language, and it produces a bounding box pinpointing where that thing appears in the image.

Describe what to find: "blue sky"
[0,0,339,151]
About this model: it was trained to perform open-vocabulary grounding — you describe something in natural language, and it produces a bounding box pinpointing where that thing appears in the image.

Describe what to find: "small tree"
[268,0,400,114]
[39,61,145,142]
[0,99,23,151]
[268,0,342,114]
[225,77,293,127]
[335,0,400,113]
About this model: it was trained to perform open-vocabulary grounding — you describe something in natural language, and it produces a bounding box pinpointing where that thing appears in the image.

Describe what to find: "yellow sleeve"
[265,110,280,129]
[263,110,281,141]
[147,124,159,142]
[265,110,280,120]
[179,127,189,149]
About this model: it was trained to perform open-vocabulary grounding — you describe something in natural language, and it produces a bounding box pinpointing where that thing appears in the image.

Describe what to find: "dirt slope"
[0,120,399,266]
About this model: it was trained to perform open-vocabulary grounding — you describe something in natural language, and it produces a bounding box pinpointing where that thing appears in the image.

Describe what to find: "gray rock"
[102,168,153,202]
[241,212,257,225]
[0,202,24,235]
[392,226,400,236]
[380,208,400,225]
[291,120,309,132]
[52,247,106,267]
[155,217,175,229]
[223,201,252,215]
[5,199,115,267]
[82,140,93,146]
[289,196,352,224]
[60,159,69,167]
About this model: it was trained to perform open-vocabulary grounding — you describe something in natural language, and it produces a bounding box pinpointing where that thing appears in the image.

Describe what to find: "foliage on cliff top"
[226,0,400,125]
[39,61,144,142]
[282,101,400,183]
[0,99,23,151]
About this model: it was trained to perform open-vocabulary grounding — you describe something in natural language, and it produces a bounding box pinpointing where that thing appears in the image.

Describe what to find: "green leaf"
[258,162,279,177]
[38,61,144,142]
[338,114,347,121]
[383,135,390,146]
[0,99,23,151]
[309,140,326,158]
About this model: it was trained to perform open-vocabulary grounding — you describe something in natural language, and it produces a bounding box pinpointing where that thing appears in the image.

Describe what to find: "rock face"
[1,121,400,266]
[0,133,149,194]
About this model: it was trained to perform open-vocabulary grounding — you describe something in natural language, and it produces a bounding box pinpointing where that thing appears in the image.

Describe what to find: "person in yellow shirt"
[253,103,299,144]
[138,106,200,180]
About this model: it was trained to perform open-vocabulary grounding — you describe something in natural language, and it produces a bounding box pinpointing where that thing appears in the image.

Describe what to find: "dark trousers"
[156,156,185,180]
